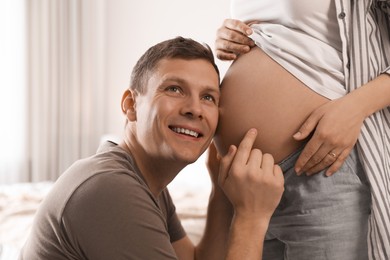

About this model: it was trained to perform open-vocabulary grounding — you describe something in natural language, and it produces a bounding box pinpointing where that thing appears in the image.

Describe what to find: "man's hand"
[218,128,284,219]
[206,141,221,186]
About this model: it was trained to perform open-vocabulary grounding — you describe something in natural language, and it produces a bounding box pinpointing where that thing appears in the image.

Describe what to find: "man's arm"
[172,187,232,260]
[174,129,284,260]
[194,179,233,260]
[172,142,233,260]
[219,129,284,259]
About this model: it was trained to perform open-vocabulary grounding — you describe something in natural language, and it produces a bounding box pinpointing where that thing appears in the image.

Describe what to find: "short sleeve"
[159,189,186,242]
[62,172,179,260]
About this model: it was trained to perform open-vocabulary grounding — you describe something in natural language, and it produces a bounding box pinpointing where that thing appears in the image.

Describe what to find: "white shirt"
[231,0,345,99]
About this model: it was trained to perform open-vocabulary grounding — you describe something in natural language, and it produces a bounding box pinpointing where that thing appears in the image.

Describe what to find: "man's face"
[133,58,220,164]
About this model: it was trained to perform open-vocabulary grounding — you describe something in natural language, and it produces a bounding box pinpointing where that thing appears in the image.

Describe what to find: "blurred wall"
[1,1,231,183]
[103,1,231,190]
[104,0,230,138]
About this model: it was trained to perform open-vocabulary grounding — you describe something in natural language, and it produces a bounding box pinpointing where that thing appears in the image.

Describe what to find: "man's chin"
[175,151,203,164]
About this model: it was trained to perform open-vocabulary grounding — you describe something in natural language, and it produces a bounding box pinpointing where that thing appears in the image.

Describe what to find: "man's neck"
[118,140,185,197]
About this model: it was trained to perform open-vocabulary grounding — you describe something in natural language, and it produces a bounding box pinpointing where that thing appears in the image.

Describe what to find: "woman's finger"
[325,149,351,176]
[295,138,322,175]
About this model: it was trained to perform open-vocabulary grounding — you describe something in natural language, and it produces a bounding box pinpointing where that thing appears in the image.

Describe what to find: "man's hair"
[130,36,220,93]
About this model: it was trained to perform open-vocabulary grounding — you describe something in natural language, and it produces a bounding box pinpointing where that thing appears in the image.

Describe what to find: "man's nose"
[181,97,203,119]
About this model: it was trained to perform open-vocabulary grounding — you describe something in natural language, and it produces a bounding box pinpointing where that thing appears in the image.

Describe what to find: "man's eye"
[203,95,216,103]
[166,86,181,93]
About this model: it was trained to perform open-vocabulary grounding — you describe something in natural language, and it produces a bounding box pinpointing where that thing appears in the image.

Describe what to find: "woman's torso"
[214,0,346,162]
[214,47,329,162]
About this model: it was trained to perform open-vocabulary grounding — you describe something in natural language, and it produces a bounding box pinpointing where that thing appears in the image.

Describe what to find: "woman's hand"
[215,19,257,61]
[293,95,367,176]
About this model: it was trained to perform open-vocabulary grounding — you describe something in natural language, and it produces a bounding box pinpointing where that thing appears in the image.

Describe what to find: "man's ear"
[121,89,137,121]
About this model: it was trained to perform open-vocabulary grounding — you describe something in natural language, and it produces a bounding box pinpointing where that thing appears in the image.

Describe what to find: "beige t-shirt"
[20,141,185,260]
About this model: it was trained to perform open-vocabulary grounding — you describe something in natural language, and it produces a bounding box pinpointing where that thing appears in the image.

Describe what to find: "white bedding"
[0,181,208,259]
[0,182,53,260]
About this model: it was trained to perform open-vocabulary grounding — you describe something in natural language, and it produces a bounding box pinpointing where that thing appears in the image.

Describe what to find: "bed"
[0,178,209,260]
[0,182,53,259]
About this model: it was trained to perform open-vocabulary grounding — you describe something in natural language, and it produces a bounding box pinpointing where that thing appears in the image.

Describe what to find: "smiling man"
[20,37,284,260]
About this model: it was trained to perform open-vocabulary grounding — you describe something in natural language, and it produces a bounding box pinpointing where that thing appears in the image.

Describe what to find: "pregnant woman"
[213,1,390,259]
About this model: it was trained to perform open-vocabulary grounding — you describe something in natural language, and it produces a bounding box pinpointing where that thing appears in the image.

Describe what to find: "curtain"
[0,0,28,184]
[26,0,107,182]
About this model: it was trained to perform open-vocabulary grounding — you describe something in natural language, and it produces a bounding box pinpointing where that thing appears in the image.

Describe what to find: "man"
[20,36,284,260]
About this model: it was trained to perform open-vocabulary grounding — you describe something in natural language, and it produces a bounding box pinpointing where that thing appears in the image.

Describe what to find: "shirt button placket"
[338,12,346,19]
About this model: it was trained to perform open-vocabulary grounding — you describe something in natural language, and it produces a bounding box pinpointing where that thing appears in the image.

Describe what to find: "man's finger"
[219,145,237,185]
[233,128,258,166]
[260,153,274,174]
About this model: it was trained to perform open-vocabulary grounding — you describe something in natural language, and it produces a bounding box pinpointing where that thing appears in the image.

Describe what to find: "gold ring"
[328,152,337,158]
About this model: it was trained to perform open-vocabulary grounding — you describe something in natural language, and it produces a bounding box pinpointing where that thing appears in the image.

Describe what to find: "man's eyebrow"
[204,86,220,94]
[160,76,186,85]
[162,76,218,89]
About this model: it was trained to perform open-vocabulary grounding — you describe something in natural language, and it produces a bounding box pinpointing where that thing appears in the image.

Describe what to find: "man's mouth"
[170,127,202,138]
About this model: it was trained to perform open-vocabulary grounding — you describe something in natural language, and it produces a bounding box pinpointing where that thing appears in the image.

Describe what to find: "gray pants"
[263,146,371,260]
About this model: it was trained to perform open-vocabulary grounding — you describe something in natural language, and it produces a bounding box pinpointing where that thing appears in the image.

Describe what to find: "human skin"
[120,58,221,195]
[214,18,390,176]
[120,57,284,259]
[214,45,329,164]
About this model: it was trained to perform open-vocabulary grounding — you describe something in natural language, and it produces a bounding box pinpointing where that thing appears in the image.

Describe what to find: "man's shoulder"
[40,148,144,220]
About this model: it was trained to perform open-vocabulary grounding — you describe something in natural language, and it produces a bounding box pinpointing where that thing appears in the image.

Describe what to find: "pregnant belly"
[214,47,329,162]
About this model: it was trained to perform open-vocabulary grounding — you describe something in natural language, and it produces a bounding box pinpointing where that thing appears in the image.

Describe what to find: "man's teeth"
[172,127,199,138]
